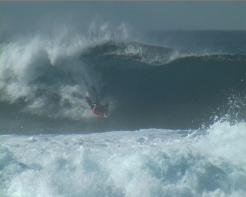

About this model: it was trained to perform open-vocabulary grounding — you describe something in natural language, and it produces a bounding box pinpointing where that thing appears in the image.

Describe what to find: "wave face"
[0,29,246,133]
[1,121,246,196]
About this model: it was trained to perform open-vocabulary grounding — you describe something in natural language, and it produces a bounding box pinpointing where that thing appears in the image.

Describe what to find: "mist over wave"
[0,24,129,120]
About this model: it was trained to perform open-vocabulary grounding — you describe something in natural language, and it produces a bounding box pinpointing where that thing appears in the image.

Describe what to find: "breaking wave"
[0,26,246,132]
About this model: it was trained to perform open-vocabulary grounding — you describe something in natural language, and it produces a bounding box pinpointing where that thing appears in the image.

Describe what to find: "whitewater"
[1,121,246,197]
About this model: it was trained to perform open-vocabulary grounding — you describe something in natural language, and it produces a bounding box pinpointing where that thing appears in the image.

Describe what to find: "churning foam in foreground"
[1,121,246,197]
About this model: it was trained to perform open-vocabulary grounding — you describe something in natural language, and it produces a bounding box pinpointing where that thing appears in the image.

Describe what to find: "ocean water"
[1,23,246,196]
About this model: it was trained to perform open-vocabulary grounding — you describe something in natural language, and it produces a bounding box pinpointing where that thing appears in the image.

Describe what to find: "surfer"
[85,89,108,118]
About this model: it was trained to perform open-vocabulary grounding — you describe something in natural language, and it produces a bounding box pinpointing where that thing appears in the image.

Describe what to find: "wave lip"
[81,40,246,68]
[82,41,176,65]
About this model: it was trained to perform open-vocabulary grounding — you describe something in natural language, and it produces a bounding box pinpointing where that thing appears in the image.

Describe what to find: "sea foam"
[1,121,246,197]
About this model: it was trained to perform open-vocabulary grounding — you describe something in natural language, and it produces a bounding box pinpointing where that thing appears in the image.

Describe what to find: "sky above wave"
[0,1,245,34]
